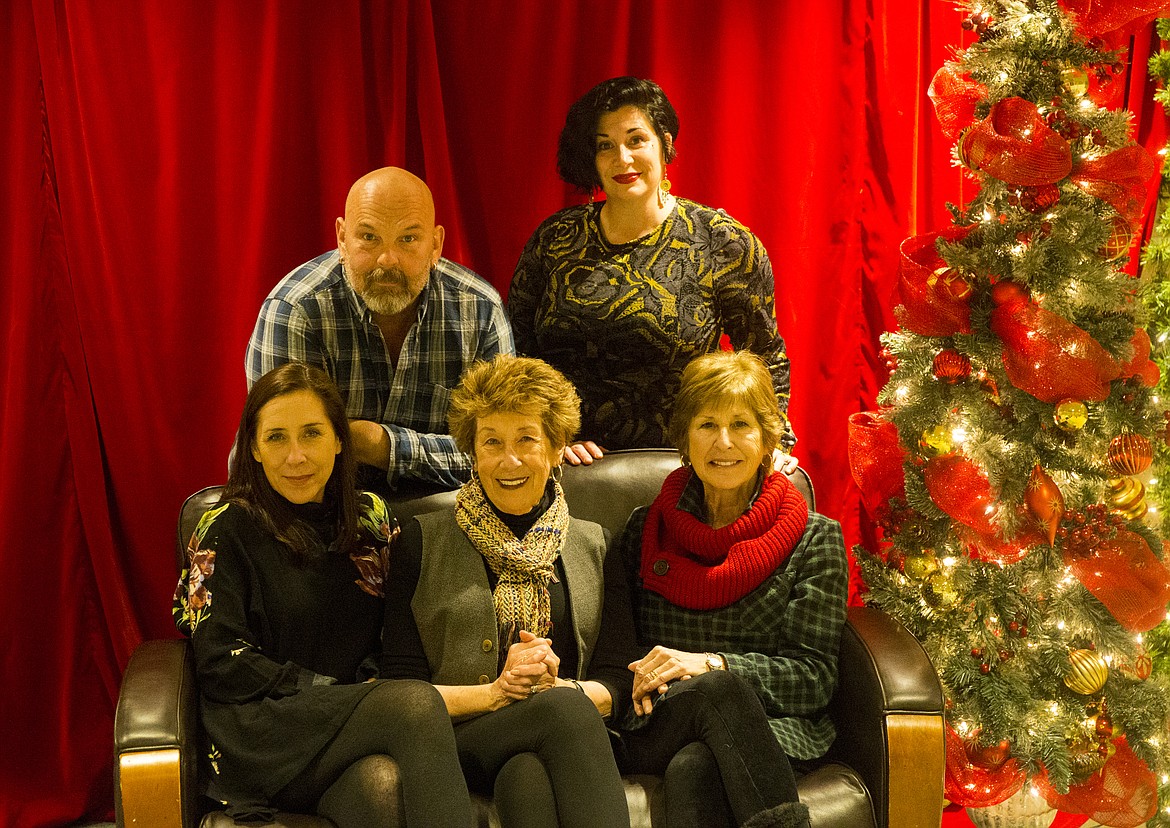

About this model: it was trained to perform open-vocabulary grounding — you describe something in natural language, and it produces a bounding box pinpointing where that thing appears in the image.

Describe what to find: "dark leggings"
[453,686,629,828]
[273,680,471,827]
[619,670,799,827]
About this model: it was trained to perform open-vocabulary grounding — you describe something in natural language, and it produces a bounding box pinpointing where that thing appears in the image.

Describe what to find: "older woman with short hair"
[614,350,848,828]
[380,354,636,828]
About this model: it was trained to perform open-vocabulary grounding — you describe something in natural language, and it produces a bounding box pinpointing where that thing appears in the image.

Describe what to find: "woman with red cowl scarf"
[613,350,849,828]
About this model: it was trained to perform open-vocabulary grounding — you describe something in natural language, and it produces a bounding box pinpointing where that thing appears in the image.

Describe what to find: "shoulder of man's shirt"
[266,250,346,303]
[432,258,504,302]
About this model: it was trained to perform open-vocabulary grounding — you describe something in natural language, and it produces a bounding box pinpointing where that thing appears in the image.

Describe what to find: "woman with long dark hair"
[174,362,471,826]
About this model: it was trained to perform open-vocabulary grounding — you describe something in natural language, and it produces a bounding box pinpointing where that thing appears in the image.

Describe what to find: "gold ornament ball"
[1069,742,1108,776]
[924,571,959,608]
[1061,67,1090,97]
[919,425,953,458]
[1053,398,1087,431]
[903,553,939,580]
[1107,477,1148,520]
[1064,648,1108,695]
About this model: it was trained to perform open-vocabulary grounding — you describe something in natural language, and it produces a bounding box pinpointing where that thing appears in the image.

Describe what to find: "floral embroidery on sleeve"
[173,502,229,635]
[351,495,400,598]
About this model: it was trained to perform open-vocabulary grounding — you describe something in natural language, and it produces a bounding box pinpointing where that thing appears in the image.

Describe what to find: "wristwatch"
[705,652,725,672]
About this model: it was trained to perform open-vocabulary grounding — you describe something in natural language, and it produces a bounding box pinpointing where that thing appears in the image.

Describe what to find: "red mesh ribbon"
[1063,527,1170,632]
[929,63,987,140]
[990,296,1121,403]
[896,227,975,336]
[1036,738,1158,828]
[964,528,1043,567]
[847,410,906,520]
[1057,0,1170,40]
[924,453,1043,564]
[925,454,999,536]
[1070,145,1158,227]
[1121,327,1160,387]
[945,724,1027,807]
[959,98,1072,186]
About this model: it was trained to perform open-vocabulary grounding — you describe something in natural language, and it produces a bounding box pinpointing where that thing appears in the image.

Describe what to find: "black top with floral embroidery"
[173,492,398,807]
[509,198,795,450]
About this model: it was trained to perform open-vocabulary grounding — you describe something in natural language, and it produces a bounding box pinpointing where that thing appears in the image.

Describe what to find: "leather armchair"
[115,449,944,827]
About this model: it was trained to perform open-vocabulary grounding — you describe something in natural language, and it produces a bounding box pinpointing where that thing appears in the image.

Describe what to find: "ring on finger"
[646,670,659,681]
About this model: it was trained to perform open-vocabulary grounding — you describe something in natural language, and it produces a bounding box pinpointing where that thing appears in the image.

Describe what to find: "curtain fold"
[1,1,1163,822]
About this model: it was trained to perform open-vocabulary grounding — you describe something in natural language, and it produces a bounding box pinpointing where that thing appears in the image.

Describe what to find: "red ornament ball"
[1107,432,1153,476]
[968,739,1011,770]
[1100,215,1134,261]
[932,349,972,383]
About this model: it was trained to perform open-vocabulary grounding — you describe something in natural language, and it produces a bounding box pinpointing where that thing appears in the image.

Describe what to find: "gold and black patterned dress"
[509,198,794,451]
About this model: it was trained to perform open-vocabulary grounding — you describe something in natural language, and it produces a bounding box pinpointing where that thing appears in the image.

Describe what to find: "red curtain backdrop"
[1,2,1163,824]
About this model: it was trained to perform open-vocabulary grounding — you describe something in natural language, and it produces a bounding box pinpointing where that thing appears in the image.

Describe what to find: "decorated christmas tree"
[849,2,1170,825]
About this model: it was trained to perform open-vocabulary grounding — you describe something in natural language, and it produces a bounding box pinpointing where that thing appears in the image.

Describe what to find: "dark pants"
[619,670,800,827]
[453,686,630,828]
[273,680,472,827]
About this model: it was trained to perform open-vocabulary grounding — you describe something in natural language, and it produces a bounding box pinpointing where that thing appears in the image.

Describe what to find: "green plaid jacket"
[616,477,848,760]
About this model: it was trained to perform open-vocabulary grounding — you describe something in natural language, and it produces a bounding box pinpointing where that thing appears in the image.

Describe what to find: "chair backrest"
[176,449,815,568]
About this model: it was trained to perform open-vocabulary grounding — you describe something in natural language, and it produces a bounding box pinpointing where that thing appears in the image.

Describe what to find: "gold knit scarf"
[454,475,570,647]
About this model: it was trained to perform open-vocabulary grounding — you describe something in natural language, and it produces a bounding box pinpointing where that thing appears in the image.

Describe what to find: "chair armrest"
[114,638,200,828]
[826,606,945,828]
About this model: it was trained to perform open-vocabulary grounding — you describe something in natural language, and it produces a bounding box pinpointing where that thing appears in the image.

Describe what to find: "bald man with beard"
[247,167,514,491]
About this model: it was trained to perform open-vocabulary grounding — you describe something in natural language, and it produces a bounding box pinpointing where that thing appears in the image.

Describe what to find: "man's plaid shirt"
[246,250,514,489]
[616,473,848,760]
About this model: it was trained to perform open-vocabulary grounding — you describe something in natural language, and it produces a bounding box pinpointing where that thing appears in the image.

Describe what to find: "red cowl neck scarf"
[640,467,810,610]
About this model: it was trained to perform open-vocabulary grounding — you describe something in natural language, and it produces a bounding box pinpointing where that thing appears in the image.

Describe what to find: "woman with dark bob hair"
[613,350,848,828]
[174,362,471,826]
[509,76,798,471]
[380,354,635,827]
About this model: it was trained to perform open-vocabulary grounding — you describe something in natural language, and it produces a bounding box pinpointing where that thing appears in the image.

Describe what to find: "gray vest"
[411,511,606,687]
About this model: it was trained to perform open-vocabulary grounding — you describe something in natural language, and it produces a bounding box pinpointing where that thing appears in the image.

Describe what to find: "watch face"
[706,654,722,672]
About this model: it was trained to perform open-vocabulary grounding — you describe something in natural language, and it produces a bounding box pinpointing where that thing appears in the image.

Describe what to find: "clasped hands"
[629,645,711,716]
[496,630,560,701]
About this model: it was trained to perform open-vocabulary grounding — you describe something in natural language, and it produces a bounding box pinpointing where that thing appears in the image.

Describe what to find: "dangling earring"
[679,452,690,467]
[551,464,564,483]
[658,169,671,209]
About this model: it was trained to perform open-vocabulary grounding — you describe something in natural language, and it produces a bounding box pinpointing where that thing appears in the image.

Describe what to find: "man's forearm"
[349,420,392,469]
